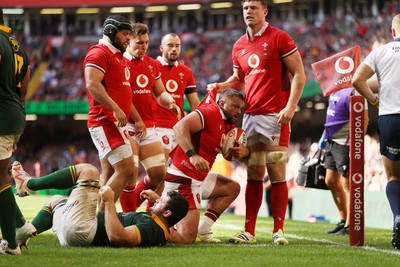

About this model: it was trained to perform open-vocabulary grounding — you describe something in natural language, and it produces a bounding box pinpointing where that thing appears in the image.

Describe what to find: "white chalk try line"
[215,223,400,255]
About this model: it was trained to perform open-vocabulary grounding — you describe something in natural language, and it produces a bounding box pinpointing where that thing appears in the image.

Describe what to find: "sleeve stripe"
[85,63,105,73]
[233,64,241,69]
[133,225,142,245]
[195,110,205,129]
[281,47,298,58]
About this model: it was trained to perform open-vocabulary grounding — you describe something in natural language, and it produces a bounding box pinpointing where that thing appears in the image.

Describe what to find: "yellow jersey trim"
[151,214,171,240]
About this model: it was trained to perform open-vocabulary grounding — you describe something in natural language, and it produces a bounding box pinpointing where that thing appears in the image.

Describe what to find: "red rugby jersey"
[232,23,297,115]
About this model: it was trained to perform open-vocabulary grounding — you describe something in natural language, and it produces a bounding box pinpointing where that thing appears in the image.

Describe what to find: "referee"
[352,13,400,250]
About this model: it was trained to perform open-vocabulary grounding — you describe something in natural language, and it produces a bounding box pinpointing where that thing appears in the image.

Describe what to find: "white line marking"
[216,223,400,255]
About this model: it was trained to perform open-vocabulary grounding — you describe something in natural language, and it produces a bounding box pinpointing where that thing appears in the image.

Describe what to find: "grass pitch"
[1,194,399,266]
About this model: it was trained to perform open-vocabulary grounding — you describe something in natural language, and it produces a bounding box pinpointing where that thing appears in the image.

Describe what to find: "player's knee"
[46,195,66,210]
[247,151,266,167]
[265,151,288,164]
[141,154,166,170]
[77,163,100,181]
[325,178,337,189]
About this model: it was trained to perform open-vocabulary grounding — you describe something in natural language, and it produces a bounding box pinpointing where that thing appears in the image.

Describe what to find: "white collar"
[99,39,120,54]
[246,22,269,39]
[123,51,142,61]
[157,56,178,67]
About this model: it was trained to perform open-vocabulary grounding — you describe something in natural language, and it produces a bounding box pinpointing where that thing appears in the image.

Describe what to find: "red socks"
[120,185,136,212]
[204,209,220,221]
[244,180,263,236]
[270,181,288,233]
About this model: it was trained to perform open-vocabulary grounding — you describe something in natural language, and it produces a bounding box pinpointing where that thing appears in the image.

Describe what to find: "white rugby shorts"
[52,190,98,246]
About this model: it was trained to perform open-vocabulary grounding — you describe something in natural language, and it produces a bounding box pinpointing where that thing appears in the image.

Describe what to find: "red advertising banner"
[1,0,199,7]
[349,95,365,247]
[311,46,360,96]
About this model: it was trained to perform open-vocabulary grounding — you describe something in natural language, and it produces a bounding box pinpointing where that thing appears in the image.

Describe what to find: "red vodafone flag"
[311,46,360,96]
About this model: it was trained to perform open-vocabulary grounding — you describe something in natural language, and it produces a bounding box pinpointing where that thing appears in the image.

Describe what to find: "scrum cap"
[102,15,132,45]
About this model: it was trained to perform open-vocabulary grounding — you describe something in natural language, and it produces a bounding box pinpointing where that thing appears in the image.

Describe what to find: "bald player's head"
[392,14,400,38]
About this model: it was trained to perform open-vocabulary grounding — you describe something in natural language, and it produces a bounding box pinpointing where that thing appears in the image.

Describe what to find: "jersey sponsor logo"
[62,200,80,215]
[136,74,149,88]
[247,54,260,68]
[124,67,131,81]
[8,37,20,52]
[392,46,400,53]
[386,146,400,155]
[247,54,266,75]
[166,79,179,92]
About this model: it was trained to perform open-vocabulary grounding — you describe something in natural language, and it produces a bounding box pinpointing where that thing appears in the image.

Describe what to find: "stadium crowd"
[8,9,390,193]
[22,8,398,100]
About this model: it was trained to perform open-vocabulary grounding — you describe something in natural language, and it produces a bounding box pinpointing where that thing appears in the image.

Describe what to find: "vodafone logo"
[136,74,149,88]
[334,56,354,74]
[166,80,178,93]
[352,173,363,184]
[352,102,364,113]
[247,54,260,68]
[125,67,131,81]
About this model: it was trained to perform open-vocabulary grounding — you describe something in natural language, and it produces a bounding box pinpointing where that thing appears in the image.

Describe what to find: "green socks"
[0,185,18,248]
[27,166,78,191]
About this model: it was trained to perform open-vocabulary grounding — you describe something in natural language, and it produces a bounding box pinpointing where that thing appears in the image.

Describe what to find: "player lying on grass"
[11,162,188,247]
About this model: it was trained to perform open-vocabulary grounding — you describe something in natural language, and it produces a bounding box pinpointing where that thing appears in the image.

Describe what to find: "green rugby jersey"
[92,211,171,247]
[0,25,30,135]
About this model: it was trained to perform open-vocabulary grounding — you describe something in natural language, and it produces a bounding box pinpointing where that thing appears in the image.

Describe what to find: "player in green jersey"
[11,161,188,247]
[0,8,31,256]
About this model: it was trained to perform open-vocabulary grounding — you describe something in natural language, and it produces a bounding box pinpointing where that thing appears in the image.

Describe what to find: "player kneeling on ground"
[164,88,247,244]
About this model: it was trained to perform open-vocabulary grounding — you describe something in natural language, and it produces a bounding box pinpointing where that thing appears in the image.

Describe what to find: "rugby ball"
[221,128,247,161]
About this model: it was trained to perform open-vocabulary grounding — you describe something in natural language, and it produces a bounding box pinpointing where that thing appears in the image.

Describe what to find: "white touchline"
[216,223,400,255]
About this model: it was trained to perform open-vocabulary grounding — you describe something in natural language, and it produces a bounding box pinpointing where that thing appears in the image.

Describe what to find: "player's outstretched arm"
[206,68,245,93]
[100,185,139,247]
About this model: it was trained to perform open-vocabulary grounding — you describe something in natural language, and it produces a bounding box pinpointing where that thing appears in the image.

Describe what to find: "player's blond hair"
[131,22,149,38]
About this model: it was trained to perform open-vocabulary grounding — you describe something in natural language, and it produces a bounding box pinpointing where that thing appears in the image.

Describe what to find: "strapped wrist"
[186,149,197,158]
